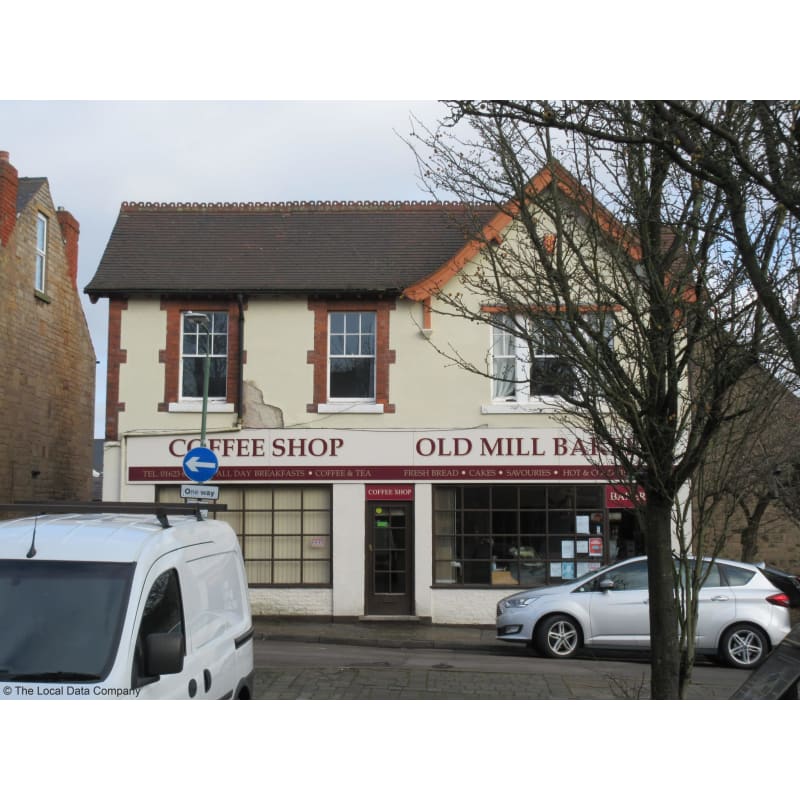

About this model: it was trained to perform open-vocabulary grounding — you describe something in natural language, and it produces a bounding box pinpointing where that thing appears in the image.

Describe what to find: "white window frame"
[179,310,229,402]
[487,311,613,412]
[491,313,531,403]
[327,311,377,402]
[35,213,48,293]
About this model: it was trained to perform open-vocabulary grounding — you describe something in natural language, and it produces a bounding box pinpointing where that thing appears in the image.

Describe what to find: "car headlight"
[500,596,539,611]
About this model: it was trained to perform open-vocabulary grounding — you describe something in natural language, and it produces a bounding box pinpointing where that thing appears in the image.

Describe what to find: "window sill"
[317,402,384,414]
[481,402,561,415]
[34,289,52,304]
[168,401,235,413]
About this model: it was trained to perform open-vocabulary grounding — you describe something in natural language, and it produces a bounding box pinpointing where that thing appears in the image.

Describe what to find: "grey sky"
[0,100,445,437]
[0,1,786,439]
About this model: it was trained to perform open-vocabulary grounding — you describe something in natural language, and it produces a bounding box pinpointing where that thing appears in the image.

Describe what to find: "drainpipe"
[237,294,245,427]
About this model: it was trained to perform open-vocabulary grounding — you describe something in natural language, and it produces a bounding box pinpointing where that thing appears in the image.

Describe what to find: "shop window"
[433,484,607,588]
[157,485,332,587]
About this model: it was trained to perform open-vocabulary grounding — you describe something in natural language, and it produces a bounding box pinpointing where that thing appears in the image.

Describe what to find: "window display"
[433,484,607,587]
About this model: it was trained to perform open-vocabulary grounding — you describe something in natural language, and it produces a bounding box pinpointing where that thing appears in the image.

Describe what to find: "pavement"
[253,616,500,651]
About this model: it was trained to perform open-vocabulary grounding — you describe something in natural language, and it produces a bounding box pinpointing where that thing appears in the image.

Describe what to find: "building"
[698,363,800,572]
[0,151,96,506]
[85,180,653,625]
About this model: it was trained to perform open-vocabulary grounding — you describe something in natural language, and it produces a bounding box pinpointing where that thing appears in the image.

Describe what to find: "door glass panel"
[372,505,409,597]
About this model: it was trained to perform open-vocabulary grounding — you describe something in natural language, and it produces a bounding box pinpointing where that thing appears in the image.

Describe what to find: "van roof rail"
[0,501,228,529]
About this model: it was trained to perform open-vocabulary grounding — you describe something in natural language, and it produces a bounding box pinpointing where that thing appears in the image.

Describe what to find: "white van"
[0,503,254,699]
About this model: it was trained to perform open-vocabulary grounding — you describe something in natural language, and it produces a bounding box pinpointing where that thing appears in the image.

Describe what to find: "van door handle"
[204,669,212,693]
[710,596,730,602]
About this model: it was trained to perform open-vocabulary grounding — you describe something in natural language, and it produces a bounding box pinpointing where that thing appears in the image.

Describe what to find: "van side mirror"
[144,632,185,676]
[599,578,615,592]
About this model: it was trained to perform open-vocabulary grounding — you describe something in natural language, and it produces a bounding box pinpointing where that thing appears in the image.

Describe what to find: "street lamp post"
[185,311,211,447]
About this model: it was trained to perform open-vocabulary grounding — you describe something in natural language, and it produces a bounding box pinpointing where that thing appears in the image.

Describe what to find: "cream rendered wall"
[413,483,433,619]
[241,295,498,430]
[331,483,367,616]
[238,274,580,432]
[117,301,169,433]
[115,247,588,437]
[116,300,239,439]
[388,298,493,429]
[242,298,313,427]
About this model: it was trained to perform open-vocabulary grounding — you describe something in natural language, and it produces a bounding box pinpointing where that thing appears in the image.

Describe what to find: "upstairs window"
[35,213,47,293]
[328,311,376,401]
[491,311,613,403]
[180,311,229,400]
[529,318,578,398]
[491,319,518,400]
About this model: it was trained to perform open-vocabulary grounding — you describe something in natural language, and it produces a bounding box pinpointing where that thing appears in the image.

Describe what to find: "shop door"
[365,502,413,615]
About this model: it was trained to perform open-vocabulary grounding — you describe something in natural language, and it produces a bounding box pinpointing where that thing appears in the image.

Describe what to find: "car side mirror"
[599,578,615,592]
[144,631,185,676]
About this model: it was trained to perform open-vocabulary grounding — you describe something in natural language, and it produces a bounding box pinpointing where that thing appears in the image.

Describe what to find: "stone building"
[0,151,96,505]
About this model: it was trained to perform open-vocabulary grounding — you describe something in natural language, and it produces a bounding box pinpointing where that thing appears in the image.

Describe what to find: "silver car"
[496,556,792,668]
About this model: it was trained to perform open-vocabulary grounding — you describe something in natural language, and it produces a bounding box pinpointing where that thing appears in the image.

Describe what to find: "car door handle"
[710,596,730,601]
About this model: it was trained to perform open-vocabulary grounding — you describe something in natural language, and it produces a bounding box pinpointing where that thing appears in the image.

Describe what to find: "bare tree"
[693,366,800,564]
[465,101,800,375]
[408,103,779,698]
[673,361,800,672]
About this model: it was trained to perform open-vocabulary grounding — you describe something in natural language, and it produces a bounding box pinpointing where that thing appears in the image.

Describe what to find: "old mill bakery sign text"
[127,430,622,483]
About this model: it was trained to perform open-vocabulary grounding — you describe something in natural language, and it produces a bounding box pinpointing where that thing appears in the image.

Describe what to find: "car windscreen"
[0,560,135,682]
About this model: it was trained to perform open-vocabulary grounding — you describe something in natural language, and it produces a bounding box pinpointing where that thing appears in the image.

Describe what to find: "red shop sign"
[605,484,646,509]
[365,484,415,501]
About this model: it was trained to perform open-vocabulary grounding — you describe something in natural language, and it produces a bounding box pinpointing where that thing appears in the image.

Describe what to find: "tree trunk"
[739,497,770,564]
[645,491,681,699]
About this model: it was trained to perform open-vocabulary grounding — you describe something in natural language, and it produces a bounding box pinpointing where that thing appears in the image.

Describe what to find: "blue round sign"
[182,446,219,483]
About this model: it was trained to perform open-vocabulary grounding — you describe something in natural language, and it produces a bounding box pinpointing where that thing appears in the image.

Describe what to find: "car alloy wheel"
[721,624,768,669]
[536,614,580,658]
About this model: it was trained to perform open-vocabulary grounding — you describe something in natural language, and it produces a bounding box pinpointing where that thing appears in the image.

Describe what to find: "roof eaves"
[403,162,642,303]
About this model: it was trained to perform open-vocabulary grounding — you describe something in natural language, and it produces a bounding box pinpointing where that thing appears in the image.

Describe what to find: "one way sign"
[182,446,219,483]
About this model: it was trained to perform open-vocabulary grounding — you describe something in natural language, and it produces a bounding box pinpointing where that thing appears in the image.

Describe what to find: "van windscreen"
[0,560,135,682]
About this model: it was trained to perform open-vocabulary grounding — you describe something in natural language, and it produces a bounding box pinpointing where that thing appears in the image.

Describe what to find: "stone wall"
[0,155,95,505]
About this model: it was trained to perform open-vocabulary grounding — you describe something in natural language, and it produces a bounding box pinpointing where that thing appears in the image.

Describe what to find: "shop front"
[109,427,646,624]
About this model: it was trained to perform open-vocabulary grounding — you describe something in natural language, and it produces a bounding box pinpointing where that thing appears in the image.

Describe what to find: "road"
[252,639,746,699]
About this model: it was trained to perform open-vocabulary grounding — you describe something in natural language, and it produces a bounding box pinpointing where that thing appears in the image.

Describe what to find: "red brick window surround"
[159,300,241,412]
[307,299,396,414]
[105,299,128,440]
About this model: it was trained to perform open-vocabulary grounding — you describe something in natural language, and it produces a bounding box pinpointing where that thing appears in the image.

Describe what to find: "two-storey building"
[0,150,95,506]
[86,175,648,625]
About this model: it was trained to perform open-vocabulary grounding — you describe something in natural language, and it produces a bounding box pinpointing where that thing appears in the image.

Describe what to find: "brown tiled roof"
[86,201,494,299]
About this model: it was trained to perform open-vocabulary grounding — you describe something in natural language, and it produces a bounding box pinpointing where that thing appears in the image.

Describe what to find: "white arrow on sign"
[185,456,218,473]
